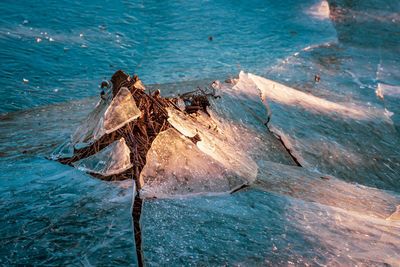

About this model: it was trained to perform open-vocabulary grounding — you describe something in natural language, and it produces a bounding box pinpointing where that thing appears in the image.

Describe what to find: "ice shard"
[72,87,141,149]
[73,138,133,176]
[167,107,258,182]
[104,87,141,133]
[139,128,247,198]
[48,140,74,160]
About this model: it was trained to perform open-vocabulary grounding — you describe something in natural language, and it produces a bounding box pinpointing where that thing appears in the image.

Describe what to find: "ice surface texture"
[262,43,400,191]
[141,189,400,266]
[0,100,137,265]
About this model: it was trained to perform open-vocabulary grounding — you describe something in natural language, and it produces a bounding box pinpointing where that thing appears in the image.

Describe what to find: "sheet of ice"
[167,108,258,182]
[0,96,98,160]
[248,72,384,120]
[141,189,400,266]
[72,87,141,149]
[0,99,137,265]
[0,157,137,266]
[139,128,247,198]
[73,138,132,176]
[252,160,400,219]
[251,43,400,191]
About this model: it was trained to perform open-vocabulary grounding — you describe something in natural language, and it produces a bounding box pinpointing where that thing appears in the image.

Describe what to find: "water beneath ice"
[1,0,400,265]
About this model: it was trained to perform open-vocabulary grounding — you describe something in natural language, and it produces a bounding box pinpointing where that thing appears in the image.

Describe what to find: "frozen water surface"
[0,158,137,265]
[0,0,335,113]
[0,99,138,265]
[141,190,400,266]
[1,0,400,265]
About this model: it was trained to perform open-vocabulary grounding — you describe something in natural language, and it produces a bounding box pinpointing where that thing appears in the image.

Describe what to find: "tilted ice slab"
[139,128,248,198]
[72,87,141,149]
[225,70,400,191]
[167,107,258,182]
[73,138,132,176]
[247,71,385,120]
[140,76,301,198]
